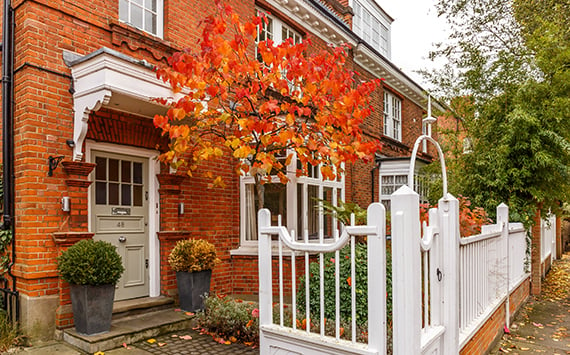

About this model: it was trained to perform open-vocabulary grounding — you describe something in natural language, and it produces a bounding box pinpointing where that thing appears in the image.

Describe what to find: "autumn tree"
[423,0,570,224]
[153,1,381,210]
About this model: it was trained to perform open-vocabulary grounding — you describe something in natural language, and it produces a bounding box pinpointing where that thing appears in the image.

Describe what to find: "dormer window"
[352,0,391,58]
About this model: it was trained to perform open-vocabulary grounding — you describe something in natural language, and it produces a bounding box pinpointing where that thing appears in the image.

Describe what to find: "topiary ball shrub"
[57,239,124,286]
[168,239,220,273]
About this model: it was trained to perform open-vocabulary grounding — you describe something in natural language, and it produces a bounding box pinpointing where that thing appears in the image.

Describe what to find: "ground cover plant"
[196,293,372,348]
[0,310,24,352]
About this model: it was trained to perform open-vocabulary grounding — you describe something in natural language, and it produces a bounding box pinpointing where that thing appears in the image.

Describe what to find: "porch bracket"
[72,89,112,161]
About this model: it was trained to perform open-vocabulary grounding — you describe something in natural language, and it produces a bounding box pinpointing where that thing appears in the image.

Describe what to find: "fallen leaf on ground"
[147,338,156,344]
[180,335,193,340]
[158,342,167,347]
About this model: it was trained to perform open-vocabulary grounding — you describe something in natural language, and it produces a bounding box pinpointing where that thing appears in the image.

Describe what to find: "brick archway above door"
[87,108,168,152]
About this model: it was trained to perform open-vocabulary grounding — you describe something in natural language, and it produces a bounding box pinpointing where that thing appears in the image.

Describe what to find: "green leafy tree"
[424,0,570,225]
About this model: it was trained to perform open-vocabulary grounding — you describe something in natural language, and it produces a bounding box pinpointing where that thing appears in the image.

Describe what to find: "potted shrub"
[57,239,124,335]
[168,239,220,312]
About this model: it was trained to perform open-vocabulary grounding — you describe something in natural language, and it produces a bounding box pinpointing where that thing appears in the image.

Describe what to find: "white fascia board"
[266,0,357,46]
[354,44,447,114]
[354,43,426,106]
[71,52,175,103]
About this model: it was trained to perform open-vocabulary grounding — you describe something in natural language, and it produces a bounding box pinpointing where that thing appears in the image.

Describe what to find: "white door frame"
[86,140,161,298]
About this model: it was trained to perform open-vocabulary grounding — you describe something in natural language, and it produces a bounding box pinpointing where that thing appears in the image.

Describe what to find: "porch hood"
[64,48,175,161]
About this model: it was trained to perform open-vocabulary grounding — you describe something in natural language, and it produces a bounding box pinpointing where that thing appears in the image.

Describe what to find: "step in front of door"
[62,308,196,354]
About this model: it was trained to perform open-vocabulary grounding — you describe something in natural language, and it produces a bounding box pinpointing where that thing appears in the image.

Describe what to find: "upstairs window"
[383,92,401,141]
[119,0,163,37]
[353,0,391,58]
[256,9,302,60]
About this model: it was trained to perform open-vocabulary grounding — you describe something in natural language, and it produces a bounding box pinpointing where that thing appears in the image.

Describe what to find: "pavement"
[9,327,259,355]
[489,253,570,354]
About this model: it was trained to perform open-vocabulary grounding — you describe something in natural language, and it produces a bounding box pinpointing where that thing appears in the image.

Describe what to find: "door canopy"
[64,48,175,161]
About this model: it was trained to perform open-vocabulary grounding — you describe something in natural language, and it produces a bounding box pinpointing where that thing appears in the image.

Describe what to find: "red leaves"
[153,1,382,186]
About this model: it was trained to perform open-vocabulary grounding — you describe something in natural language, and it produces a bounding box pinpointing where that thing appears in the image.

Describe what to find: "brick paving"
[131,328,259,355]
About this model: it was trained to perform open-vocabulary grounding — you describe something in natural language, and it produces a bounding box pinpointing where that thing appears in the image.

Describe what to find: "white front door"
[91,150,149,301]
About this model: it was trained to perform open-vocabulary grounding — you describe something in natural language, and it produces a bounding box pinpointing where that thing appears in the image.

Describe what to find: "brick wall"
[460,278,530,355]
[531,208,542,295]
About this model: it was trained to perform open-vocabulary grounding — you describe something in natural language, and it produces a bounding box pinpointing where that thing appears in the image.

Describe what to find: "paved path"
[129,327,259,355]
[490,253,570,354]
[12,327,259,355]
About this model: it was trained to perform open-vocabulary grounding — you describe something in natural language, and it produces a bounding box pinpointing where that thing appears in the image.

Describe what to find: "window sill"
[231,245,300,257]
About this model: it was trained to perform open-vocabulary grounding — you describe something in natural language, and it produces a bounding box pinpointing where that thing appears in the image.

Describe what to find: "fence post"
[367,203,386,354]
[497,203,509,328]
[391,185,421,355]
[258,209,273,329]
[439,194,459,354]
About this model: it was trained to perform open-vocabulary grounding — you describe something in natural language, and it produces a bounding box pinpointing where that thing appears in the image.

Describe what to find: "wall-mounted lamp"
[66,139,75,148]
[61,196,70,212]
[178,202,184,215]
[48,155,65,176]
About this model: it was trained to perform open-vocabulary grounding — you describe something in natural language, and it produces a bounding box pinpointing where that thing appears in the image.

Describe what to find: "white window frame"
[119,0,164,38]
[256,8,302,48]
[383,91,402,141]
[379,158,430,212]
[352,0,391,58]
[235,154,345,252]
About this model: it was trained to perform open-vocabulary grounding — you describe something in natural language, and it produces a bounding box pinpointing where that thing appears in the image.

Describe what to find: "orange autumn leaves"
[154,0,381,185]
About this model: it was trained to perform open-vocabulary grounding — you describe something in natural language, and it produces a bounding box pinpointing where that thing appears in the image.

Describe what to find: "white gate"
[390,186,459,354]
[258,203,387,355]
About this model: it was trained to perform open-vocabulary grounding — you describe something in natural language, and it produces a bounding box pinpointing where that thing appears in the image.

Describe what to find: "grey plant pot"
[70,283,115,335]
[176,270,212,312]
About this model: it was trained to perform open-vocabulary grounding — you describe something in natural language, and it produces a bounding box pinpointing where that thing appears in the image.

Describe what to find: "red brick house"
[0,0,440,339]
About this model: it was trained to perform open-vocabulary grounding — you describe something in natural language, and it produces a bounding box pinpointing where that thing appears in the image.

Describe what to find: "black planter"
[176,270,212,312]
[70,283,115,335]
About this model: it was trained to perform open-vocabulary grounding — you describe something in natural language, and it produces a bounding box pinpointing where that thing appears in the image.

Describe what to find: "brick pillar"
[531,207,542,295]
[556,215,562,259]
[54,161,97,328]
[156,173,189,297]
[157,173,186,231]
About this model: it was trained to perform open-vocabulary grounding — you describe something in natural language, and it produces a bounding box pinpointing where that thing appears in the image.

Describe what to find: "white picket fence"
[458,205,528,347]
[258,193,530,354]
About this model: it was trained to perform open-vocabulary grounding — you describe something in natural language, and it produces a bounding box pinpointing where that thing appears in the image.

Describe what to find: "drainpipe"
[370,154,381,204]
[2,0,16,293]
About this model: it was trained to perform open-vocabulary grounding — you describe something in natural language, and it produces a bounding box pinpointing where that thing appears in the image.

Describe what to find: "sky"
[374,0,449,87]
